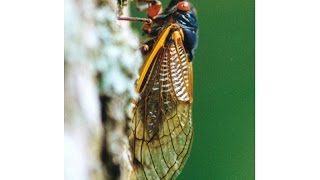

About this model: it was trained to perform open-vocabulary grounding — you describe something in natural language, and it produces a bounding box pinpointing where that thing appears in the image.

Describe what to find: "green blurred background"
[132,0,254,179]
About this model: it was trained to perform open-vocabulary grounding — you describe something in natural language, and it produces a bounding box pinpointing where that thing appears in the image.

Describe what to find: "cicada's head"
[154,1,197,21]
[162,0,198,61]
[167,0,188,10]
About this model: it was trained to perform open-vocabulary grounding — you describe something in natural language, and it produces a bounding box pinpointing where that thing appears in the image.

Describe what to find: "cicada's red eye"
[147,2,162,18]
[177,1,191,12]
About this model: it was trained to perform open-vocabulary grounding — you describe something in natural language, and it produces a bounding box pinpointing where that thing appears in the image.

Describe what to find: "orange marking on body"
[177,1,191,12]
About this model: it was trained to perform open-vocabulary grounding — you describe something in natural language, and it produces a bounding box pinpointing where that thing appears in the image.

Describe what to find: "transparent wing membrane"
[130,26,193,180]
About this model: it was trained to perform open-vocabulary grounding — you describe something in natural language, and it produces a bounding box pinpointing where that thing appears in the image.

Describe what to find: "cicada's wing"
[130,25,193,180]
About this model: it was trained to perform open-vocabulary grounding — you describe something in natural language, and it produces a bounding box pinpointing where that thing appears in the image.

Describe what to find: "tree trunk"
[64,0,141,179]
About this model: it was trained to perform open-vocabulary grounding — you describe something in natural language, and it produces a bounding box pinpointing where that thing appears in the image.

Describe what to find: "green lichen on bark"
[117,0,129,15]
[65,0,142,179]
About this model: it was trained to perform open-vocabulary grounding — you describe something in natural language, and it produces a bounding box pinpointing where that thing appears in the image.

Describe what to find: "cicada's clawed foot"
[140,45,150,54]
[142,23,152,34]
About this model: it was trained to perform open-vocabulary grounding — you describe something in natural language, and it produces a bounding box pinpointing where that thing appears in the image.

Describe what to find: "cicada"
[119,0,198,179]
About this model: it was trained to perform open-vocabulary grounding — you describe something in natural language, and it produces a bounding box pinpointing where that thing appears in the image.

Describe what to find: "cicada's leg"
[140,37,157,54]
[141,24,163,54]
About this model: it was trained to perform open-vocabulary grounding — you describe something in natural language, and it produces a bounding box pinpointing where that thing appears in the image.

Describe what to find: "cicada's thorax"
[141,1,198,61]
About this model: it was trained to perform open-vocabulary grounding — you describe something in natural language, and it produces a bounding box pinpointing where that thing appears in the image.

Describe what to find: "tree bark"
[64,0,141,179]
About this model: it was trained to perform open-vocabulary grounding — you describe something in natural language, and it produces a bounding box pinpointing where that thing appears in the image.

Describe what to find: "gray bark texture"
[64,0,141,179]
